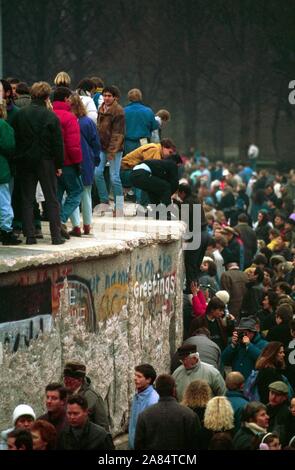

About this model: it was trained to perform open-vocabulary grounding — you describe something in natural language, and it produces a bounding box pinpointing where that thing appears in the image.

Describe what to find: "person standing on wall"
[94,86,125,216]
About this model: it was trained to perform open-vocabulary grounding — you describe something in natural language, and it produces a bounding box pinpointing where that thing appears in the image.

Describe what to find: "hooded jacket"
[52,101,82,166]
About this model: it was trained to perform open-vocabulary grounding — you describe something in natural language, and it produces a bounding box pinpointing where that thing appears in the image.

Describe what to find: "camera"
[237,331,246,343]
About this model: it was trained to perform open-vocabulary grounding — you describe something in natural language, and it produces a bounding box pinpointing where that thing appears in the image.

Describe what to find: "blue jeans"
[0,182,14,231]
[95,151,123,209]
[70,185,92,227]
[57,166,83,223]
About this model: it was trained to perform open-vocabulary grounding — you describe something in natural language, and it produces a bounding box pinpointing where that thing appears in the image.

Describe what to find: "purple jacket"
[79,115,101,185]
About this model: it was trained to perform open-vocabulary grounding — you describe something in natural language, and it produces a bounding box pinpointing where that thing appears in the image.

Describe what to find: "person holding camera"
[222,317,268,379]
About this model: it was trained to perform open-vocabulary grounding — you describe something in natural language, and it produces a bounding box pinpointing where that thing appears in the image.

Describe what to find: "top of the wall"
[0,216,185,274]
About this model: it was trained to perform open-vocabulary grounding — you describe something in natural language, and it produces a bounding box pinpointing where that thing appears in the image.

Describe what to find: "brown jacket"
[98,101,125,156]
[220,269,248,318]
[121,143,162,169]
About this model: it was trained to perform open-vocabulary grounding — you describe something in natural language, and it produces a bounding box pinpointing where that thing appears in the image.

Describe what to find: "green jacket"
[0,119,15,184]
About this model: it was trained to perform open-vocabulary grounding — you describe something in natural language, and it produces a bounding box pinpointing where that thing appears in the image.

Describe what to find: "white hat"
[12,404,36,425]
[215,290,230,305]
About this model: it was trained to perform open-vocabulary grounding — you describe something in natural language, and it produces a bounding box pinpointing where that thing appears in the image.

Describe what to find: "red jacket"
[192,290,207,317]
[53,101,82,166]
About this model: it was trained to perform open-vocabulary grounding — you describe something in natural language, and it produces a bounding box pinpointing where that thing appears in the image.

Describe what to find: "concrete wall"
[0,238,183,434]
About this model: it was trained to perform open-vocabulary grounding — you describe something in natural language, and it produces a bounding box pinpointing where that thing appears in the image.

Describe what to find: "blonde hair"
[30,82,51,100]
[204,397,234,431]
[156,109,170,122]
[54,71,71,87]
[181,379,212,408]
[127,88,142,102]
[69,94,87,118]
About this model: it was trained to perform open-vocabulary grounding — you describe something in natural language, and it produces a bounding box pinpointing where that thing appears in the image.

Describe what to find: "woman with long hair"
[254,209,272,244]
[255,341,286,404]
[181,379,212,425]
[68,94,101,236]
[196,396,234,449]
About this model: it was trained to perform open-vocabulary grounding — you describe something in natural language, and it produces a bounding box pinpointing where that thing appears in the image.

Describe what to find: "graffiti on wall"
[0,279,52,352]
[133,253,176,318]
[0,252,178,351]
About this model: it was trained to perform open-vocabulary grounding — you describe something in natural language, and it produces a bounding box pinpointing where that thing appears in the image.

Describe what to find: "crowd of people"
[1,71,295,451]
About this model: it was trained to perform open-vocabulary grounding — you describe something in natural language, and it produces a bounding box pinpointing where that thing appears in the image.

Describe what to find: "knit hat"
[12,404,36,425]
[268,381,289,395]
[63,361,86,379]
[215,290,230,305]
[177,344,197,358]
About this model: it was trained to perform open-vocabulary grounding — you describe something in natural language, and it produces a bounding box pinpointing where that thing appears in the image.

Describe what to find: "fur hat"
[177,344,197,358]
[13,404,36,425]
[64,361,86,379]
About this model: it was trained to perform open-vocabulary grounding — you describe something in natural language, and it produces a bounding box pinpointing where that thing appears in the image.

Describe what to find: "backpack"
[243,370,260,401]
[244,369,294,402]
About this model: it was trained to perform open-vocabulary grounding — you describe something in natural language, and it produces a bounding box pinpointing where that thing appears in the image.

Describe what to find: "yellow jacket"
[121,143,162,169]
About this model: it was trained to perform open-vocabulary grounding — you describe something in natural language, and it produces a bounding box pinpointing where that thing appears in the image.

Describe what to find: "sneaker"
[52,237,66,245]
[60,223,70,239]
[1,230,22,245]
[69,226,82,237]
[26,237,37,245]
[83,224,91,235]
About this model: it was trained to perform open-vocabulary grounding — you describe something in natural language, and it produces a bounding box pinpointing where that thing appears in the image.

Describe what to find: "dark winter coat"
[12,99,64,170]
[38,409,68,436]
[267,401,290,446]
[134,396,201,450]
[225,390,249,431]
[255,221,271,244]
[222,333,268,379]
[234,222,257,267]
[233,426,263,450]
[57,419,114,450]
[266,323,292,348]
[79,376,110,432]
[143,159,179,194]
[256,367,285,404]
